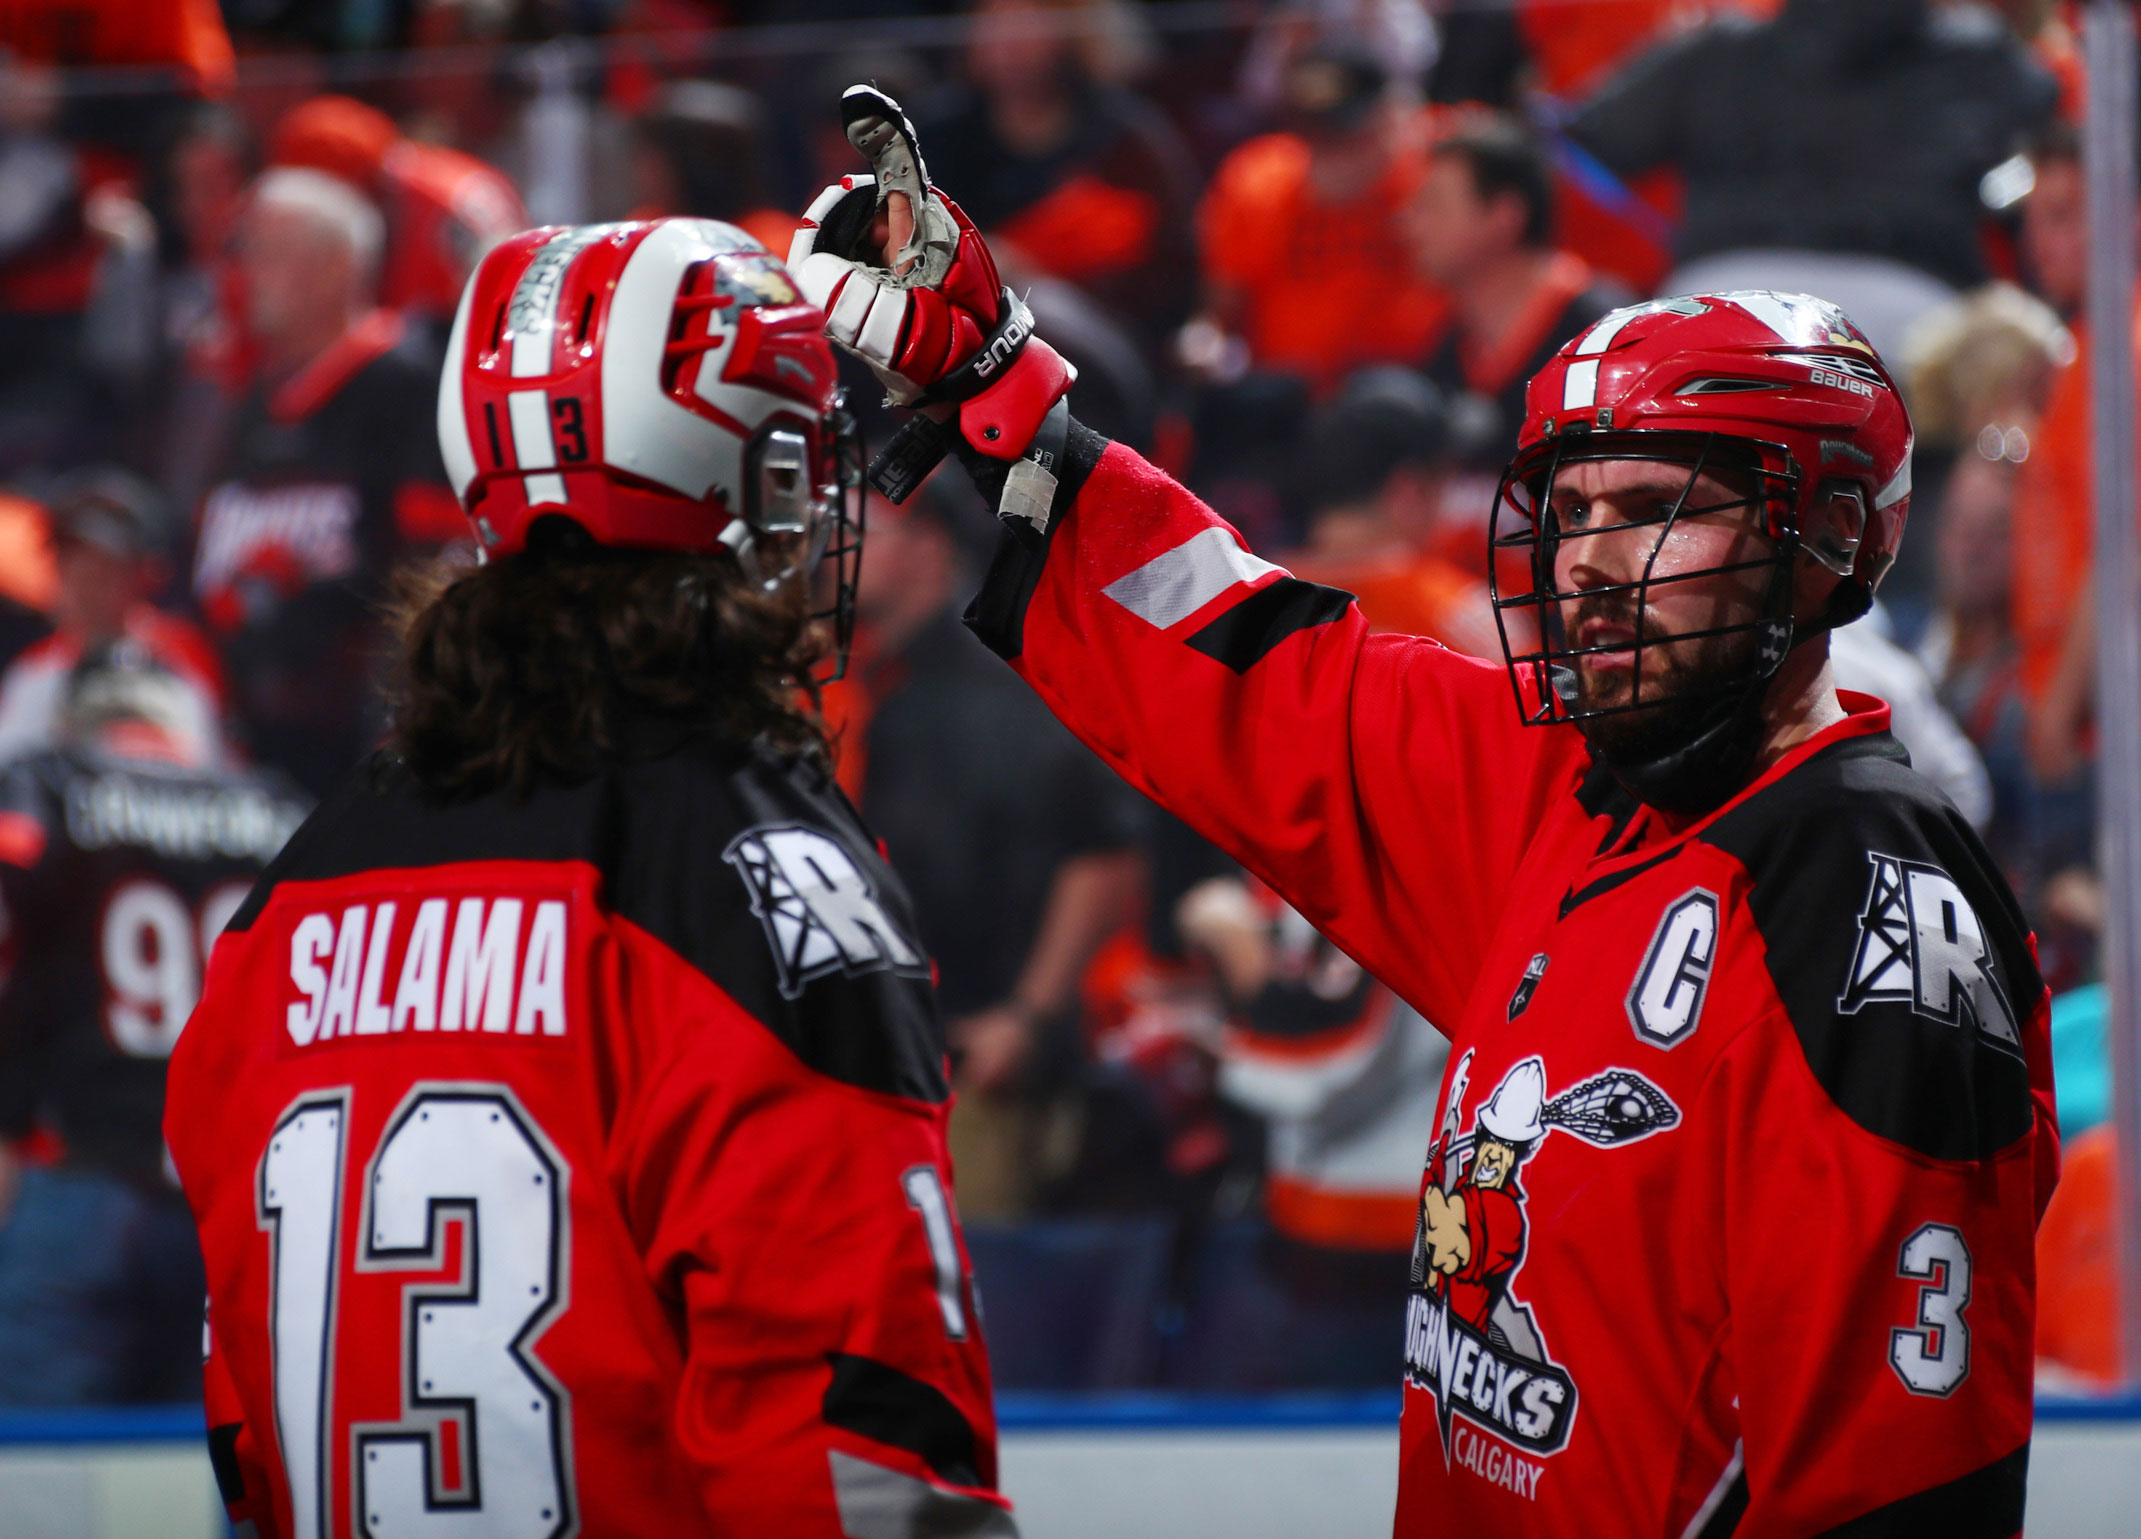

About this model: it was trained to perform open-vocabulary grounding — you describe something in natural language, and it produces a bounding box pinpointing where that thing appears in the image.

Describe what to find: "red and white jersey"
[963,420,2056,1538]
[166,732,1012,1538]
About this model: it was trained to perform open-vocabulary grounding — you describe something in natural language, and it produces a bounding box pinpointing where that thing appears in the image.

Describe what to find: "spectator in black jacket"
[1570,0,2055,351]
[190,168,458,796]
[849,481,1148,1217]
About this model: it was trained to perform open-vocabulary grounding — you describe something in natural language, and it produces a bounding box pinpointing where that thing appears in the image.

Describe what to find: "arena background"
[0,1,2139,1534]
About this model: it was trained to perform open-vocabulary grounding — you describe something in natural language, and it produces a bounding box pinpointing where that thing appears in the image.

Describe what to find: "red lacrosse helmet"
[1487,290,1914,810]
[437,218,863,654]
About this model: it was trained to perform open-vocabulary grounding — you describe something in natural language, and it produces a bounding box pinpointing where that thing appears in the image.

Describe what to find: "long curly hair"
[385,520,828,800]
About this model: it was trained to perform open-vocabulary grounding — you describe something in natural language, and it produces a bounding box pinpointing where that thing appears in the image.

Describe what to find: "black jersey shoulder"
[1701,732,2039,1161]
[232,735,946,1103]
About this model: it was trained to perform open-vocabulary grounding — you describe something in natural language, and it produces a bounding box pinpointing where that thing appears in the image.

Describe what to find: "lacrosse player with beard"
[795,86,2057,1538]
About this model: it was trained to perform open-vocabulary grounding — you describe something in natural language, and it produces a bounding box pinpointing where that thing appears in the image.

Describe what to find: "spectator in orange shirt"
[0,0,232,94]
[916,0,1198,351]
[1192,42,1448,391]
[1405,114,1632,473]
[191,169,455,795]
[2035,1122,2116,1388]
[2020,122,2087,321]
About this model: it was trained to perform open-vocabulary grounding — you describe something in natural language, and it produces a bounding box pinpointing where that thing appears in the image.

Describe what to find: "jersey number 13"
[258,1085,575,1539]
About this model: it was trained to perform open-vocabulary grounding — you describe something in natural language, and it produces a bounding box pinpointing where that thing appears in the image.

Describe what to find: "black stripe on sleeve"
[1558,842,1686,919]
[1813,1441,2028,1538]
[1185,578,1354,674]
[823,1352,982,1489]
[963,416,1109,662]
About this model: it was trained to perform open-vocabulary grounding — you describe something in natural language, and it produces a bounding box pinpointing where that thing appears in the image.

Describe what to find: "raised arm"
[792,86,1583,1026]
[963,422,1570,1026]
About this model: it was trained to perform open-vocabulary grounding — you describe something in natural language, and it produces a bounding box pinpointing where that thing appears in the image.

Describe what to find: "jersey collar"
[1589,689,1897,869]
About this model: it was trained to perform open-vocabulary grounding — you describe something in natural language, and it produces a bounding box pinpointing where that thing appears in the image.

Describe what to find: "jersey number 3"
[259,1086,575,1539]
[1890,1221,1971,1397]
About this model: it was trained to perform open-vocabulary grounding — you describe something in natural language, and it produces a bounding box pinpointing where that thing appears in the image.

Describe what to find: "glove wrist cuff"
[957,337,1075,462]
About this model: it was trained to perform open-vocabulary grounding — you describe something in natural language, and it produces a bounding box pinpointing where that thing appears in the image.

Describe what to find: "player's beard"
[1561,588,1759,765]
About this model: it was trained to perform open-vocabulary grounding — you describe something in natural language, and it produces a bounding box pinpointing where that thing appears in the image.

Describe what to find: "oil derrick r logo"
[1837,852,2021,1054]
[724,825,928,998]
[1405,1052,1680,1459]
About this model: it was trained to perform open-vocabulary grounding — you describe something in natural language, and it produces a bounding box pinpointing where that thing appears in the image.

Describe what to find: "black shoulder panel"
[964,415,1110,662]
[232,744,948,1103]
[1702,733,2039,1161]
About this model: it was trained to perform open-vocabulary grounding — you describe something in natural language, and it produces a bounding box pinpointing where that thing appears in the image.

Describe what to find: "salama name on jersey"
[285,895,569,1047]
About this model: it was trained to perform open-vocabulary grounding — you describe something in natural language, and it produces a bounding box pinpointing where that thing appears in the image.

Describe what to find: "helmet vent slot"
[1677,377,1779,396]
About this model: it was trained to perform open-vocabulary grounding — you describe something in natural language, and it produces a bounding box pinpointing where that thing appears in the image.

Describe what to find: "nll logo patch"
[725,825,928,998]
[1837,852,2020,1053]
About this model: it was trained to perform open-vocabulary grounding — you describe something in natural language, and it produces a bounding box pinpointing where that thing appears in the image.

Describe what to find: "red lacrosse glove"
[790,85,1073,464]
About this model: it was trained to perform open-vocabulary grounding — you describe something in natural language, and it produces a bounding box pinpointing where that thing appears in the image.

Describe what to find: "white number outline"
[901,1165,968,1341]
[1890,1221,1972,1397]
[256,1086,579,1539]
[350,1084,577,1539]
[259,1089,352,1539]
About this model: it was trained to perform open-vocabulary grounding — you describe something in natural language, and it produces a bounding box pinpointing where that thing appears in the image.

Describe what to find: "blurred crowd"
[0,0,2130,1403]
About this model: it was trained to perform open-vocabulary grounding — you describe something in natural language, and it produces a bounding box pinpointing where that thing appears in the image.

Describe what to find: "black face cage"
[1486,430,1804,729]
[742,387,867,683]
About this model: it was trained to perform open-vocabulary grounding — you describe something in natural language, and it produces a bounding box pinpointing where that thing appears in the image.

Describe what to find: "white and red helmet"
[437,217,860,588]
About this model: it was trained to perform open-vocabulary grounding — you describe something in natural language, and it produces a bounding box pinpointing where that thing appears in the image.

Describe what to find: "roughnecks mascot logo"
[1405,1052,1679,1459]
